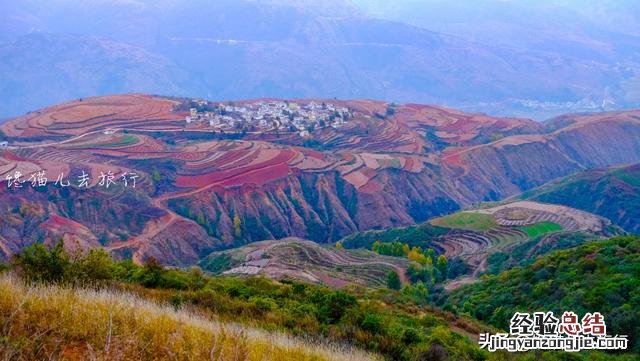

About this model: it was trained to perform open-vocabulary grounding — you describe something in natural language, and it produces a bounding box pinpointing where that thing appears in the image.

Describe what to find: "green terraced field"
[430,212,497,232]
[518,221,563,238]
[99,134,139,148]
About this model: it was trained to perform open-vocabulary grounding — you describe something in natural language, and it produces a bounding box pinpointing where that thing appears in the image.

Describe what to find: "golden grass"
[0,274,378,361]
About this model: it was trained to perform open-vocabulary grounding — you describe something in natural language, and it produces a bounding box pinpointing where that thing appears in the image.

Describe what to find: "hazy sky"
[0,0,638,119]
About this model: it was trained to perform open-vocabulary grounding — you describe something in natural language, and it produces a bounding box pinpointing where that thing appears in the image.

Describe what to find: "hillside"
[1,95,640,265]
[521,163,640,233]
[1,243,493,361]
[200,238,409,288]
[2,237,638,361]
[445,235,640,352]
[341,201,622,289]
[0,273,371,361]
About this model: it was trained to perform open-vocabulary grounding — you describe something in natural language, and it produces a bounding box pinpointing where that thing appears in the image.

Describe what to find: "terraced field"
[1,94,185,138]
[430,201,620,289]
[431,212,497,232]
[519,221,563,238]
[1,94,639,267]
[201,238,409,288]
[341,200,622,290]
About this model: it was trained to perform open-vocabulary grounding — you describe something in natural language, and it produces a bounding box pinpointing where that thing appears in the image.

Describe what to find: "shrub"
[249,296,278,312]
[318,291,357,324]
[13,240,70,283]
[361,313,384,333]
[386,270,402,290]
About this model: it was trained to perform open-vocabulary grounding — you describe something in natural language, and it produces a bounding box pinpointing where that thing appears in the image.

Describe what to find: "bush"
[73,248,119,283]
[14,241,71,283]
[387,270,402,290]
[249,296,278,312]
[318,290,357,324]
[361,313,383,333]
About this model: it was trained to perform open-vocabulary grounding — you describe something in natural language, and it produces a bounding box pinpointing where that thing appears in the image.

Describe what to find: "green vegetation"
[445,236,640,352]
[201,253,232,273]
[518,221,563,238]
[613,166,640,188]
[301,138,326,151]
[484,232,596,275]
[341,222,448,250]
[371,240,452,287]
[6,240,489,361]
[4,237,640,360]
[234,214,242,238]
[386,270,402,290]
[372,240,407,257]
[151,169,161,182]
[521,164,640,233]
[100,133,138,148]
[431,212,497,232]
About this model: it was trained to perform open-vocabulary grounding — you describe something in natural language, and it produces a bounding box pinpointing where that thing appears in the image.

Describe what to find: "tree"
[373,241,405,257]
[436,255,448,281]
[233,214,242,238]
[402,281,429,300]
[372,240,382,253]
[138,257,164,288]
[386,270,402,290]
[152,170,161,182]
[408,247,429,265]
[402,243,410,256]
[197,213,206,226]
[425,248,436,262]
[75,248,118,283]
[406,262,433,285]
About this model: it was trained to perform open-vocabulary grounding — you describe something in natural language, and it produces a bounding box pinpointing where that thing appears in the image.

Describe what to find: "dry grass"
[0,273,378,361]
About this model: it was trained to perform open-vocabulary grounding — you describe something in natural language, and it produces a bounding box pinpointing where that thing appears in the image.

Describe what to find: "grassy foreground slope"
[521,163,640,233]
[1,242,493,361]
[2,240,639,360]
[445,236,640,352]
[0,274,370,361]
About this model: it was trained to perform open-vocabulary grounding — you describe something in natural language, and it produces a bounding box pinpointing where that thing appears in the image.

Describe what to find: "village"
[183,100,352,137]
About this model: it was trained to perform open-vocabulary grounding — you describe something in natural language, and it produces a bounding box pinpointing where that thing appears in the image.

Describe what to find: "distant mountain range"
[1,0,639,119]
